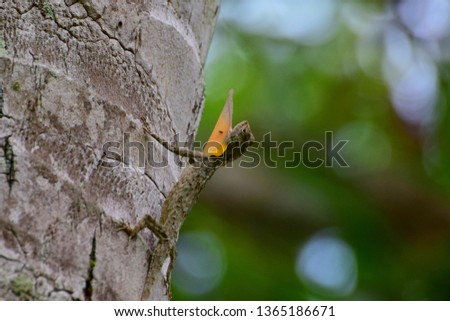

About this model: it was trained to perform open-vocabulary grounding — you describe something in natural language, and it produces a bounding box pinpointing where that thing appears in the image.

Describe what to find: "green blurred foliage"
[172,0,450,300]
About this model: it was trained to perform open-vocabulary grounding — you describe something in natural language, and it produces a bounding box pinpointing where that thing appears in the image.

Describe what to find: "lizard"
[117,89,256,300]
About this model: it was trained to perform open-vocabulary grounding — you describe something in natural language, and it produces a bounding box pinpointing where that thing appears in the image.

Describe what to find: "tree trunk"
[0,0,219,300]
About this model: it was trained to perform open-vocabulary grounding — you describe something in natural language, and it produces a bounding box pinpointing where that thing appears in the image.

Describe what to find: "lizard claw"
[116,220,137,238]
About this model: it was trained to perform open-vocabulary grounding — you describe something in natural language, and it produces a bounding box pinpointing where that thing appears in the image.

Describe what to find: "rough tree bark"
[0,0,219,300]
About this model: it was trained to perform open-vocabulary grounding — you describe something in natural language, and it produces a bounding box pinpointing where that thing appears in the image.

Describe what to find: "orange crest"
[203,89,234,156]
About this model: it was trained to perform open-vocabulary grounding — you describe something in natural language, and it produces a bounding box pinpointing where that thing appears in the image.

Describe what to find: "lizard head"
[220,120,256,164]
[229,120,255,146]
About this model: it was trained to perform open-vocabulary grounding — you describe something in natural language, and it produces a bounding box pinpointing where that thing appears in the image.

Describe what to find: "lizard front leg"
[117,216,177,299]
[116,215,168,240]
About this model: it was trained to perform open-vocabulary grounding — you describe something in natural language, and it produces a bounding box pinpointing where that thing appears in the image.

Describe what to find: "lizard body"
[117,90,255,300]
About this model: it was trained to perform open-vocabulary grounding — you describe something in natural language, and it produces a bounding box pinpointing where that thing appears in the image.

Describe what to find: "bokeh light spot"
[397,0,450,41]
[172,231,226,295]
[220,0,338,45]
[296,230,357,297]
[384,48,438,126]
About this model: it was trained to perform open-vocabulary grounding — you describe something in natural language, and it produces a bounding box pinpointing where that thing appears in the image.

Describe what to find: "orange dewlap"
[203,89,234,156]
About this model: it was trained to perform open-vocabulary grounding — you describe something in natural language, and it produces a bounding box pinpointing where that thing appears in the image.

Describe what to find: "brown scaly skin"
[117,119,255,300]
